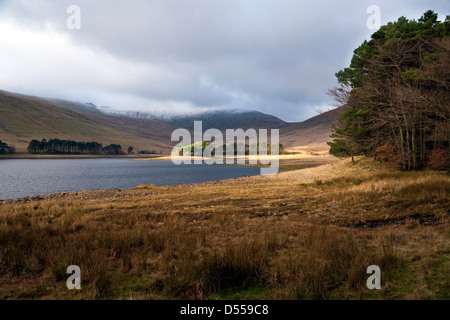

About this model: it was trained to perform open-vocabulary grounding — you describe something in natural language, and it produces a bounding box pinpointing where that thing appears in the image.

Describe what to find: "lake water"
[0,159,261,200]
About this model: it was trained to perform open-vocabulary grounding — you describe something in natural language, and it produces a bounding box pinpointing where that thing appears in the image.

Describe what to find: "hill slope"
[0,90,103,115]
[279,108,340,154]
[166,110,288,131]
[0,91,177,153]
[0,90,338,155]
[157,109,338,154]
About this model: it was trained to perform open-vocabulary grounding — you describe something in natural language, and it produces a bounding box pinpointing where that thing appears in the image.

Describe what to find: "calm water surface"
[0,159,260,200]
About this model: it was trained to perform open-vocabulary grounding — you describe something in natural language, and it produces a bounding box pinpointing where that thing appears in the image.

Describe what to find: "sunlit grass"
[0,157,448,299]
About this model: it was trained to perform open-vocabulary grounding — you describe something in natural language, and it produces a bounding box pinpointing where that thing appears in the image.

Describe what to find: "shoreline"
[1,157,448,299]
[0,155,338,202]
[0,153,165,160]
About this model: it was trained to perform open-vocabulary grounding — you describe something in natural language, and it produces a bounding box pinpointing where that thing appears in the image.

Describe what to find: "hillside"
[0,91,177,153]
[159,109,337,154]
[0,90,338,155]
[166,110,288,131]
[0,90,103,115]
[279,108,340,154]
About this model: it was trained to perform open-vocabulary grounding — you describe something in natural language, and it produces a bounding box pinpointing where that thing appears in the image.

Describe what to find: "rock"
[328,202,337,209]
[286,202,297,206]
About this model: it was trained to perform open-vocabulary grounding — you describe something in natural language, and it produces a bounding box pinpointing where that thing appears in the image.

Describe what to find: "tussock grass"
[0,157,448,299]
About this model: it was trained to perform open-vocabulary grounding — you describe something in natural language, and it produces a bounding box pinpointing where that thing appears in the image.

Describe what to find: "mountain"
[279,108,340,154]
[0,90,103,115]
[0,91,178,153]
[0,89,338,155]
[164,110,288,132]
[96,109,288,131]
[164,109,338,154]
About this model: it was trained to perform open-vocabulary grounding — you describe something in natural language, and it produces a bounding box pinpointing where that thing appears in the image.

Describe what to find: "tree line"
[178,141,285,156]
[0,140,15,154]
[328,10,449,170]
[27,138,125,155]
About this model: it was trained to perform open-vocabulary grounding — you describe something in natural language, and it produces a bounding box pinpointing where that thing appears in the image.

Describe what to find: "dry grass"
[0,157,448,300]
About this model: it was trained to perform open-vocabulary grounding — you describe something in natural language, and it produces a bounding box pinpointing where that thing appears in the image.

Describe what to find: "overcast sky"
[0,0,447,121]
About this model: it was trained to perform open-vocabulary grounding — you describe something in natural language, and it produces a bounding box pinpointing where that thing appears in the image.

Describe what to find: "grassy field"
[0,157,448,300]
[136,154,338,172]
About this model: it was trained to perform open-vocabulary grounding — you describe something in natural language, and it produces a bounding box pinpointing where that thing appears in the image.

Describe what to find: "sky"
[0,0,448,122]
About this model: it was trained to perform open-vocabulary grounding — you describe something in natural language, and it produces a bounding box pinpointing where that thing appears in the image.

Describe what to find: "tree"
[0,140,16,154]
[27,139,40,154]
[127,146,134,154]
[27,139,106,155]
[103,144,123,155]
[0,140,8,154]
[328,10,449,170]
[0,140,7,154]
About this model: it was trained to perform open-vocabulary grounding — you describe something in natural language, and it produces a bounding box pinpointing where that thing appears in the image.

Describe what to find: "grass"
[0,157,448,299]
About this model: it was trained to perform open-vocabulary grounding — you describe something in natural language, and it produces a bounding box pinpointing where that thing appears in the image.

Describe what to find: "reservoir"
[0,159,261,200]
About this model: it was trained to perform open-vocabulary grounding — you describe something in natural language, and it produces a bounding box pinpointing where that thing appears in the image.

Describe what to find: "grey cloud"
[0,0,448,121]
